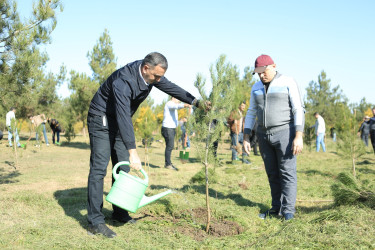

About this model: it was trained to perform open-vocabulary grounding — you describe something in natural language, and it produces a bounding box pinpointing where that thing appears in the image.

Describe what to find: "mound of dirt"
[140,207,243,240]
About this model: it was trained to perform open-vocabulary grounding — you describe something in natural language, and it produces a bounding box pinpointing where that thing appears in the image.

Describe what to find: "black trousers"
[87,114,130,226]
[161,127,175,166]
[371,130,375,154]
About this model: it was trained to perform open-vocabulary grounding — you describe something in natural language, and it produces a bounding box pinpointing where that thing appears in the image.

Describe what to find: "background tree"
[188,54,236,233]
[305,71,349,126]
[134,105,158,169]
[0,0,63,124]
[304,71,350,144]
[352,97,374,122]
[87,28,117,84]
[67,29,117,137]
[235,66,256,105]
[336,107,366,177]
[68,71,97,138]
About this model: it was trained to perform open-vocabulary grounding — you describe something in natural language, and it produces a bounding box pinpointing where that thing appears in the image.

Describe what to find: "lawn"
[0,133,374,249]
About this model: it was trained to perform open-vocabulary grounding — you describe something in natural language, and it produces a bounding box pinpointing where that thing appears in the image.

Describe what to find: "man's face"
[372,109,375,116]
[142,64,166,84]
[315,114,319,119]
[239,103,246,111]
[258,64,276,84]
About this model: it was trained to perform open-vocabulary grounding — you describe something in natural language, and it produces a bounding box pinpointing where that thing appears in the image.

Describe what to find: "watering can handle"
[112,161,148,183]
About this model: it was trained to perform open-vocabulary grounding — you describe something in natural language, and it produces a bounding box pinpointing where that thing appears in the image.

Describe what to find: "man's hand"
[129,149,142,170]
[292,131,303,155]
[243,133,252,155]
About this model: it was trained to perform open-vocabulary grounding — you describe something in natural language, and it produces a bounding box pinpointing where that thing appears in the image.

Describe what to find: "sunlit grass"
[0,134,374,249]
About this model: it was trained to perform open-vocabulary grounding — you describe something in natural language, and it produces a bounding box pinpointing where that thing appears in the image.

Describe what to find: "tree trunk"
[13,135,18,169]
[352,155,356,178]
[82,120,87,139]
[205,122,212,233]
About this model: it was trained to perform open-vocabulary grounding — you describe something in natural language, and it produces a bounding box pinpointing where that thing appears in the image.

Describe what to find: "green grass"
[0,134,374,249]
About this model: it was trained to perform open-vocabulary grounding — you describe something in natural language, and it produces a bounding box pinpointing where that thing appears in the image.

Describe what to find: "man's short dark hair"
[141,52,168,70]
[9,107,15,111]
[314,112,319,116]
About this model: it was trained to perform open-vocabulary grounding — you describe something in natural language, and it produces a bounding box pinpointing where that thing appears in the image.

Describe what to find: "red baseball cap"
[253,55,274,74]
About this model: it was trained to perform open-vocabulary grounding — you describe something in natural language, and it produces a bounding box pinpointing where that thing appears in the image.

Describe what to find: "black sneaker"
[87,223,116,238]
[259,209,280,219]
[165,164,179,171]
[112,214,137,224]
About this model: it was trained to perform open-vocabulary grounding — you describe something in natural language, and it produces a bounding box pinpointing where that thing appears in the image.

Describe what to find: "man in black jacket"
[370,107,375,154]
[87,52,202,238]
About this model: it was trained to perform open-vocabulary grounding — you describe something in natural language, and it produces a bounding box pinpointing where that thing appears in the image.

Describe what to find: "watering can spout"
[139,190,172,208]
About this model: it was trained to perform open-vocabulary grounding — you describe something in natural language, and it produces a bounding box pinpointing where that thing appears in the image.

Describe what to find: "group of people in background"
[310,108,375,154]
[358,107,375,153]
[3,107,62,147]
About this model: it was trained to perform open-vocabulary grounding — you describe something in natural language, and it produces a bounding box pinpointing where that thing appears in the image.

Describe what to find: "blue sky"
[17,0,374,105]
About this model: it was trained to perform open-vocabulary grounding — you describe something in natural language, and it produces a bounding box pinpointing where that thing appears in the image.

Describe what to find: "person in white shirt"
[313,112,326,152]
[6,107,22,147]
[161,97,191,170]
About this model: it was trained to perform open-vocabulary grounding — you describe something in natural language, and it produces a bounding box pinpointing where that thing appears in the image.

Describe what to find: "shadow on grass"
[0,166,20,184]
[357,159,374,165]
[149,184,267,210]
[54,187,113,230]
[298,169,335,178]
[60,142,90,150]
[357,166,375,175]
[297,204,335,214]
[142,162,160,168]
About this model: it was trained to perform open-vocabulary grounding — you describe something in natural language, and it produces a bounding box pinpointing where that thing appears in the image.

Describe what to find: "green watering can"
[106,161,172,213]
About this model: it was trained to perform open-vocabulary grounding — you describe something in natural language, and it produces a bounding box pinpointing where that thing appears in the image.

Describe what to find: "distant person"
[0,130,3,140]
[243,54,305,221]
[330,126,337,142]
[358,116,370,147]
[313,112,326,152]
[48,118,62,145]
[162,97,191,170]
[227,101,250,164]
[86,52,204,238]
[29,114,49,146]
[180,117,191,149]
[6,107,22,148]
[370,108,375,153]
[249,120,260,156]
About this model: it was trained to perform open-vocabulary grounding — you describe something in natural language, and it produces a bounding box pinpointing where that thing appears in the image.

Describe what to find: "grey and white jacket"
[244,72,305,135]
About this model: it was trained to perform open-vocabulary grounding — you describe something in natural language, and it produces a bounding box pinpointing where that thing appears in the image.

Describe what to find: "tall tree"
[236,66,256,105]
[352,97,374,122]
[0,0,63,119]
[68,71,98,137]
[67,29,117,136]
[305,71,350,128]
[87,29,117,84]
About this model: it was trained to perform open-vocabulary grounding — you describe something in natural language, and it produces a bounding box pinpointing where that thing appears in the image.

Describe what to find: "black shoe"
[112,214,137,224]
[259,209,280,219]
[87,223,116,238]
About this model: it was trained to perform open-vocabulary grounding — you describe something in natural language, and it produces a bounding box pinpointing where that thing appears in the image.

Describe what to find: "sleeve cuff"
[295,125,304,132]
[192,99,199,108]
[244,128,252,135]
[124,141,136,150]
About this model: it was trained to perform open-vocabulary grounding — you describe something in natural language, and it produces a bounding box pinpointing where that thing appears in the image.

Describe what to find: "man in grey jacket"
[243,55,304,220]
